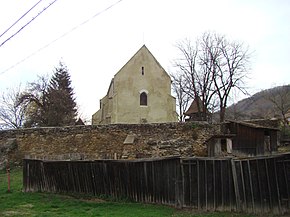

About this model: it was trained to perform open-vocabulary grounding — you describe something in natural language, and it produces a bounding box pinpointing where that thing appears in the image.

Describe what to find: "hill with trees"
[226,85,290,122]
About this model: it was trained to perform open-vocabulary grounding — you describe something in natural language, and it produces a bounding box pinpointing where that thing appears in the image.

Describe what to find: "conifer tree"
[46,61,77,126]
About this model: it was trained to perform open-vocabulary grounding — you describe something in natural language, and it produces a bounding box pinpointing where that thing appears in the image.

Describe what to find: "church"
[92,45,177,124]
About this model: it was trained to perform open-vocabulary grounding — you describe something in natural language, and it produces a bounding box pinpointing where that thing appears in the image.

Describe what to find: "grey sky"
[0,0,289,120]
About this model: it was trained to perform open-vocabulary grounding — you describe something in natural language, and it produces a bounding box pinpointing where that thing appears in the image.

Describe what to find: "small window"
[140,92,147,106]
[141,66,144,75]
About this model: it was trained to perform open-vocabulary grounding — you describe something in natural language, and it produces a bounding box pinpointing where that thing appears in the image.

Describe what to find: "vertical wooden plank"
[205,160,208,211]
[282,160,290,209]
[90,162,96,195]
[175,158,180,207]
[156,160,159,204]
[197,159,201,211]
[256,159,263,212]
[171,158,176,205]
[166,161,170,204]
[143,161,148,203]
[40,161,47,192]
[152,161,156,203]
[213,160,216,211]
[220,160,224,210]
[231,159,241,211]
[124,162,130,199]
[134,162,138,202]
[22,160,26,191]
[273,158,282,213]
[23,159,28,192]
[189,161,192,206]
[239,160,246,211]
[265,158,272,210]
[247,160,255,213]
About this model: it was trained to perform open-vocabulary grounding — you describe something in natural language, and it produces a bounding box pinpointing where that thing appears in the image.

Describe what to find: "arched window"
[140,92,147,106]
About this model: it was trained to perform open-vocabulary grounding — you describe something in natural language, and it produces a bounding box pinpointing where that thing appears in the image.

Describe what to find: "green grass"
[0,168,268,217]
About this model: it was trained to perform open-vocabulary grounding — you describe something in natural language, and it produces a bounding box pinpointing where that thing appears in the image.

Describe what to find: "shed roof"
[226,120,280,131]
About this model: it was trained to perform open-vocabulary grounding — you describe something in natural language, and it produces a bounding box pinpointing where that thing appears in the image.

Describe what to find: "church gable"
[113,45,172,100]
[114,45,170,80]
[92,45,177,125]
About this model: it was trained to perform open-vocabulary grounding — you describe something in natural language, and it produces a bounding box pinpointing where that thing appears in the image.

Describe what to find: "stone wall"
[0,122,219,166]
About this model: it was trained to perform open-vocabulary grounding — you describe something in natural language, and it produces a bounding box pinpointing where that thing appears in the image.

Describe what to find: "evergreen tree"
[18,62,78,127]
[46,62,77,126]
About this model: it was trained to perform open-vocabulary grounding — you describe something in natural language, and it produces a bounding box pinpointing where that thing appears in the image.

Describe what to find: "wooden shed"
[223,120,279,156]
[206,134,235,157]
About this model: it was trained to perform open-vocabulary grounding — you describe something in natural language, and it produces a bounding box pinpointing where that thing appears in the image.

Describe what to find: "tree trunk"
[220,106,226,123]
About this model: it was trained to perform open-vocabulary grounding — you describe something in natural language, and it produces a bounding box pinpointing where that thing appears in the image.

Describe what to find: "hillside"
[225,85,290,121]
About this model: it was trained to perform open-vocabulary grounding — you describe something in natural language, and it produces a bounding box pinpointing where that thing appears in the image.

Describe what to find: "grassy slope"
[0,168,258,217]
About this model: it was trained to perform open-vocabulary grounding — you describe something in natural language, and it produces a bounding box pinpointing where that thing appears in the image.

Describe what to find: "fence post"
[231,159,241,211]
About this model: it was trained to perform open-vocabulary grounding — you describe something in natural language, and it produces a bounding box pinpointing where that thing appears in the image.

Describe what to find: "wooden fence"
[23,153,290,215]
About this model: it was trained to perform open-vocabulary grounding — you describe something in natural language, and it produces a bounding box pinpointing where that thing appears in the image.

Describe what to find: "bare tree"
[173,39,203,120]
[197,33,219,118]
[200,32,251,122]
[171,73,191,121]
[172,32,251,123]
[0,85,26,129]
[18,75,50,127]
[173,37,218,121]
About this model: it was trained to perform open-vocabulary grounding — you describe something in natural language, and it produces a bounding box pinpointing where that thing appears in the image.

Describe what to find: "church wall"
[92,45,177,125]
[112,46,176,124]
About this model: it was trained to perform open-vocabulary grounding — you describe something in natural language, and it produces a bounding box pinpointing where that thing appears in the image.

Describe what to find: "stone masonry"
[0,122,219,166]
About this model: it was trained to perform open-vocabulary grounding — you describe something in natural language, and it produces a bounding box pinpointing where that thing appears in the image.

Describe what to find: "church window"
[141,66,144,75]
[140,92,147,106]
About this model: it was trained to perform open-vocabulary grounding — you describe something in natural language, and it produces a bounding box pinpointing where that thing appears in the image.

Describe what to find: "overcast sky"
[0,0,289,121]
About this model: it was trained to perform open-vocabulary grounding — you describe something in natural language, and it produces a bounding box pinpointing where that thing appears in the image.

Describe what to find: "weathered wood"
[282,160,290,209]
[273,158,282,213]
[205,160,208,210]
[231,159,241,211]
[247,160,255,212]
[265,159,272,210]
[239,161,246,210]
[23,154,290,215]
[220,160,224,210]
[197,159,200,210]
[213,160,216,210]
